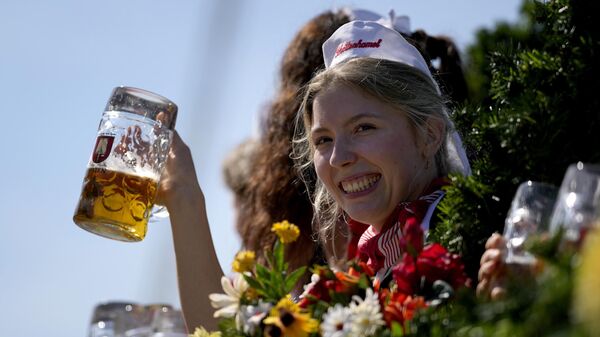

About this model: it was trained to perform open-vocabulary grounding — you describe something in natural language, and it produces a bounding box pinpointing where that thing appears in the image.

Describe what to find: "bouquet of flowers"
[191,220,470,337]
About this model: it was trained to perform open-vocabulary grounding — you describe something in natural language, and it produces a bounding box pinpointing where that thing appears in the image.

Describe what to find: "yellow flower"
[574,228,600,335]
[271,220,300,243]
[189,326,221,337]
[271,295,299,314]
[232,250,256,273]
[263,295,319,337]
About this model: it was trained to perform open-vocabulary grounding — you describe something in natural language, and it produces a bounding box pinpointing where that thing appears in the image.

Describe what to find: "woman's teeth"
[341,175,379,193]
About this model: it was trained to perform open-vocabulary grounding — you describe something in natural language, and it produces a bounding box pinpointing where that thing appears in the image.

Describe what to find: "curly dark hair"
[236,10,351,272]
[408,29,468,105]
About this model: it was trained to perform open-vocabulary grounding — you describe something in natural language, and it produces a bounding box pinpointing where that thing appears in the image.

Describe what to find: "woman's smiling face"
[310,83,429,230]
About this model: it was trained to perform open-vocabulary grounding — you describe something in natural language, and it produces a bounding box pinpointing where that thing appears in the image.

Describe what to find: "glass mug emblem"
[73,86,177,242]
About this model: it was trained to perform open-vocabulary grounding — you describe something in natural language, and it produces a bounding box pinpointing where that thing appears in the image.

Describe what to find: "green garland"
[429,0,600,281]
[414,0,600,335]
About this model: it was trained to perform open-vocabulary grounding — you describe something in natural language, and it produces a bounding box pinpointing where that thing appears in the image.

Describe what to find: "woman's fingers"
[485,233,505,249]
[478,258,497,282]
[477,234,508,300]
[480,247,502,266]
[490,283,506,300]
[476,278,489,298]
[156,131,199,208]
[477,260,507,300]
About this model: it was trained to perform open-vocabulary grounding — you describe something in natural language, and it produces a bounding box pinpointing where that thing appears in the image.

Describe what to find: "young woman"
[159,19,471,331]
[236,8,469,278]
[291,20,470,280]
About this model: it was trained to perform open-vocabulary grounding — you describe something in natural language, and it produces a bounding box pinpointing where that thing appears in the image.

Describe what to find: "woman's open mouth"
[339,174,381,194]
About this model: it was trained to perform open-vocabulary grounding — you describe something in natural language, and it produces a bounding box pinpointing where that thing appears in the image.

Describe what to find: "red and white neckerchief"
[346,178,448,280]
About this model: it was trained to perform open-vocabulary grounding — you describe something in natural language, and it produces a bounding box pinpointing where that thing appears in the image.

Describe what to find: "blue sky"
[0,1,522,336]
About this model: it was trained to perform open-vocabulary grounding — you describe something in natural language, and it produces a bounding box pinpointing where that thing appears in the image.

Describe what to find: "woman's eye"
[314,136,332,146]
[356,124,375,133]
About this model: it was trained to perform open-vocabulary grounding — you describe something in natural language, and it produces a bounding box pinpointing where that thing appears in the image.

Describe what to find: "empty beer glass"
[549,162,600,246]
[88,301,146,337]
[73,86,177,242]
[503,181,558,264]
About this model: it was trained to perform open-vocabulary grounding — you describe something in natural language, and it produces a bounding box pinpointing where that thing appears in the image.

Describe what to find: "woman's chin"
[345,208,386,230]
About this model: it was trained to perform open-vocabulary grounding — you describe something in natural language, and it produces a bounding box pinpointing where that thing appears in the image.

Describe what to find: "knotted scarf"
[346,178,448,274]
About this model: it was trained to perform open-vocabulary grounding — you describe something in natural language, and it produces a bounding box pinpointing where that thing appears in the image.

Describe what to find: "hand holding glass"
[73,86,177,242]
[503,181,558,264]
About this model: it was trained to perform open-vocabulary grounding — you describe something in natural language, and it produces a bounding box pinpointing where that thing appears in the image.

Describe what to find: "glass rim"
[106,86,178,130]
[567,161,600,174]
[116,86,174,105]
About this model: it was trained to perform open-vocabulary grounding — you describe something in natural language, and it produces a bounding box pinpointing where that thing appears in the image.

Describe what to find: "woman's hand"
[156,131,203,211]
[476,233,507,300]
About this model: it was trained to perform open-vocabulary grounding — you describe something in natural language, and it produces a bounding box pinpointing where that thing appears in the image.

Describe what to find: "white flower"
[239,300,272,334]
[348,288,385,337]
[208,273,248,328]
[299,273,320,300]
[321,304,353,337]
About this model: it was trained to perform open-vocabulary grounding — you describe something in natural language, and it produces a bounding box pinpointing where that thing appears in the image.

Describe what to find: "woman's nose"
[329,140,356,168]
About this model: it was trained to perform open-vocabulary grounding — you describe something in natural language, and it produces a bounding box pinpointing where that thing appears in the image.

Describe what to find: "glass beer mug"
[73,86,177,242]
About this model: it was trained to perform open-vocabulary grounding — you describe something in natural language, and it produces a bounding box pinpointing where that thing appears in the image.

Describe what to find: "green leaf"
[255,263,272,282]
[273,240,285,272]
[242,274,265,294]
[358,274,370,289]
[284,266,307,293]
[391,321,405,337]
[217,317,245,337]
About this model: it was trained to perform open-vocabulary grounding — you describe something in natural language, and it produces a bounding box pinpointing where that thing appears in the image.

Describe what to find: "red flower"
[392,244,470,297]
[391,253,420,295]
[298,278,330,308]
[298,266,367,308]
[298,270,332,308]
[351,261,375,278]
[417,243,470,290]
[400,216,424,255]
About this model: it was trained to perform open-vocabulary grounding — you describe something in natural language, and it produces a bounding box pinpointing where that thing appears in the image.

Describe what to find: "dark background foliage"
[430,0,600,283]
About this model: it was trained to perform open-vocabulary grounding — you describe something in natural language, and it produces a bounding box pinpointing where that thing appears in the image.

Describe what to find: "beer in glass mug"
[73,86,177,242]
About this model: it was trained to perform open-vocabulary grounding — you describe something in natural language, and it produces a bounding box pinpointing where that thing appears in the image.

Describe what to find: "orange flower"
[383,293,427,328]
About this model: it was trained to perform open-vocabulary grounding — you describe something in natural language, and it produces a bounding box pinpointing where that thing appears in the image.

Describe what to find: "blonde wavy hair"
[292,58,455,263]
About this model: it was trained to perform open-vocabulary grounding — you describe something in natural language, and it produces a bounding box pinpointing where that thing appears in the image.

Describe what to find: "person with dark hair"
[236,10,351,276]
[221,138,259,226]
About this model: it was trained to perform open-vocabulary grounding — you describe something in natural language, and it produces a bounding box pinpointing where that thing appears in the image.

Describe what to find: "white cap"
[343,8,384,22]
[323,21,435,87]
[386,10,411,35]
[321,20,471,176]
[343,8,411,35]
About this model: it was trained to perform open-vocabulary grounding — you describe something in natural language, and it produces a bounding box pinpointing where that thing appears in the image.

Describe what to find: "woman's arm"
[158,131,223,331]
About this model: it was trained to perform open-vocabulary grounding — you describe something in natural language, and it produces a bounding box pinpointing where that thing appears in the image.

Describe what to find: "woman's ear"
[422,117,445,157]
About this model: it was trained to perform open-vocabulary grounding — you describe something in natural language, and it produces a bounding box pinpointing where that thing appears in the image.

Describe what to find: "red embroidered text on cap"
[334,39,383,57]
